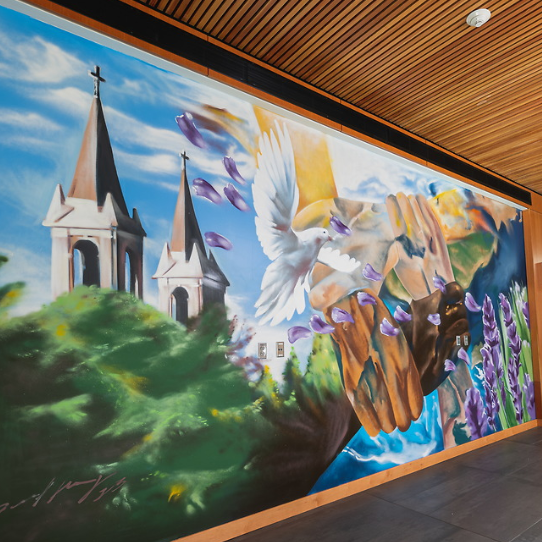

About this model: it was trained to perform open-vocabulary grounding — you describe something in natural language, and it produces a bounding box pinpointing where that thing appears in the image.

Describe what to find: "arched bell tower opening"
[171,287,189,324]
[73,240,100,288]
[124,248,139,295]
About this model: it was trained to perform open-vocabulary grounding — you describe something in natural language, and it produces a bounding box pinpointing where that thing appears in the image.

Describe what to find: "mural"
[0,2,534,542]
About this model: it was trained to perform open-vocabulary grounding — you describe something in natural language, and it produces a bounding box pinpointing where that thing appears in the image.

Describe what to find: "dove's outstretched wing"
[252,123,299,261]
[252,124,313,325]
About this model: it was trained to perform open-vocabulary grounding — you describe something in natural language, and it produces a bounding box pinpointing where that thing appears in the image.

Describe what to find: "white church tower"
[153,151,229,324]
[43,67,146,299]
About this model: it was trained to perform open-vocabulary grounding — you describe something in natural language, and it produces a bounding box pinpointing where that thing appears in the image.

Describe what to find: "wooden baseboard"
[176,420,540,542]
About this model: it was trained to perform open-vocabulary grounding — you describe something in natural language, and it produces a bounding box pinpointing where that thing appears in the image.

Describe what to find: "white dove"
[252,123,359,326]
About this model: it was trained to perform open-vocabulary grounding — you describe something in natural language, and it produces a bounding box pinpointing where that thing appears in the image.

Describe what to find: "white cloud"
[0,32,85,83]
[0,109,61,131]
[36,86,91,117]
[115,149,180,176]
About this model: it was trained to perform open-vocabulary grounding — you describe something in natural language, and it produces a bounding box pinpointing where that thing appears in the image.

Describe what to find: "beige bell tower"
[43,66,146,299]
[153,151,229,324]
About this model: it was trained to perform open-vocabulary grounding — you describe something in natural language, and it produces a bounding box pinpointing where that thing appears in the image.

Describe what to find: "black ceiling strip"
[41,0,532,205]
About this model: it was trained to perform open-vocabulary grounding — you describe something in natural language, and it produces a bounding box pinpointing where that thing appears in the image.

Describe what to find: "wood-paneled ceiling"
[108,1,542,194]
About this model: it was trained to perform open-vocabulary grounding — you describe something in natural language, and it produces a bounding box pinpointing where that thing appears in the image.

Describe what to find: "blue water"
[310,390,444,493]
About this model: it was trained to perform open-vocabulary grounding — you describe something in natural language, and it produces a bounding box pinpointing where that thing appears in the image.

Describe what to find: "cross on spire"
[180,150,189,170]
[89,66,106,98]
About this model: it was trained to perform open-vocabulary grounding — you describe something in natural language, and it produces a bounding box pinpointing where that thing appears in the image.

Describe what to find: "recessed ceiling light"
[466,8,491,27]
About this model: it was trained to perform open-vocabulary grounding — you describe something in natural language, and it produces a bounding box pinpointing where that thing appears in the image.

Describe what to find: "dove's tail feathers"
[255,258,307,326]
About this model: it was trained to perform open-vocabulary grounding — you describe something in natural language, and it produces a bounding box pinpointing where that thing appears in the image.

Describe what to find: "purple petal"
[309,314,335,334]
[193,178,222,204]
[458,347,470,365]
[433,273,446,294]
[465,292,482,312]
[223,156,246,185]
[393,305,412,323]
[330,216,351,236]
[357,291,376,306]
[331,307,354,324]
[287,326,312,344]
[380,318,400,337]
[224,183,250,212]
[175,113,206,148]
[362,263,383,282]
[204,231,233,250]
[444,359,456,372]
[427,313,441,326]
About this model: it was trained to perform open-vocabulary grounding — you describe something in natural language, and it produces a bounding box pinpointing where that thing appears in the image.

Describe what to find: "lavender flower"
[523,373,536,420]
[204,232,233,250]
[362,263,383,282]
[523,301,530,328]
[499,293,523,423]
[483,295,506,406]
[357,291,376,306]
[330,216,352,236]
[223,156,246,185]
[380,318,400,337]
[175,113,206,148]
[465,292,482,312]
[465,387,488,440]
[481,347,499,429]
[309,315,335,334]
[433,273,446,294]
[287,326,312,344]
[192,178,222,204]
[393,305,412,323]
[331,307,354,324]
[224,183,250,212]
[427,313,441,326]
[444,359,456,372]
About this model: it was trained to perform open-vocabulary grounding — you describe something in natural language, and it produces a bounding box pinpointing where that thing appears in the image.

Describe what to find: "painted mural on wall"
[0,3,535,542]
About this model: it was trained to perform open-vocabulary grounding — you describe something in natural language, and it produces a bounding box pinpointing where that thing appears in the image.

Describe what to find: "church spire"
[170,150,206,261]
[67,65,129,216]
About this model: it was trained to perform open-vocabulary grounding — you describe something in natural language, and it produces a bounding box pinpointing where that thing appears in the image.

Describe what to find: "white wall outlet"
[456,336,461,346]
[258,343,267,359]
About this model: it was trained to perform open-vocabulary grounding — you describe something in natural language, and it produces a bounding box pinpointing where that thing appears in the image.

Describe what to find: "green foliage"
[0,267,348,541]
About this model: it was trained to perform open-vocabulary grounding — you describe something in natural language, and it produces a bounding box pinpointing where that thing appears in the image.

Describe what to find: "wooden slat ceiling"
[134,0,542,194]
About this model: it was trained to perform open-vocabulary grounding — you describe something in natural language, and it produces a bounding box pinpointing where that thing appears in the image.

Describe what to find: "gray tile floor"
[232,428,542,542]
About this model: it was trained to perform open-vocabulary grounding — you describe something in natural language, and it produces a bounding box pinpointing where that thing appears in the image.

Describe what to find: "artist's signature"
[0,472,126,514]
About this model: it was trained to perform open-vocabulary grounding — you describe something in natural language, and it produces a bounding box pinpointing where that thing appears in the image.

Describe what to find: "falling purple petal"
[224,183,250,212]
[223,156,246,185]
[393,305,412,323]
[380,318,400,337]
[192,178,222,204]
[331,307,354,324]
[357,291,376,306]
[330,216,352,236]
[433,273,447,294]
[465,292,482,312]
[458,347,470,365]
[309,314,335,334]
[287,326,312,344]
[204,231,233,250]
[444,359,456,372]
[362,263,383,282]
[175,113,206,148]
[427,313,441,326]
